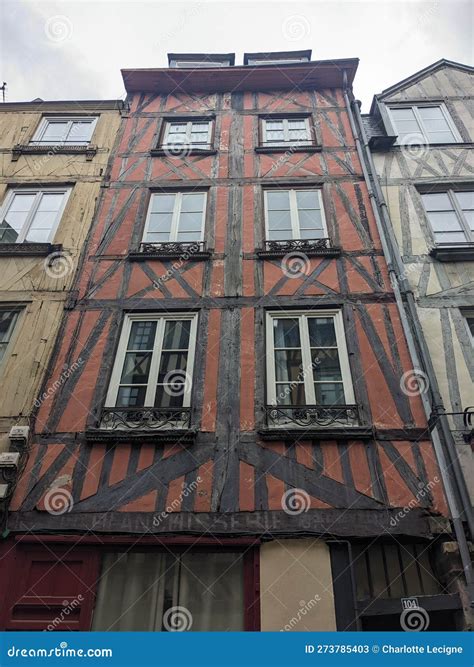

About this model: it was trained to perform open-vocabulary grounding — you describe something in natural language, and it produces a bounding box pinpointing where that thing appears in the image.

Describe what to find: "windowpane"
[273,318,301,348]
[157,351,188,382]
[147,213,173,234]
[154,385,185,408]
[177,231,201,242]
[274,383,306,405]
[163,320,191,349]
[425,130,456,143]
[288,119,306,130]
[422,193,453,212]
[312,349,343,382]
[151,194,176,213]
[418,107,444,120]
[24,228,51,242]
[296,191,320,210]
[267,229,292,241]
[116,386,147,407]
[308,317,337,347]
[275,349,303,382]
[128,321,157,350]
[41,121,68,142]
[145,232,172,243]
[314,382,345,405]
[36,193,64,212]
[66,120,95,143]
[120,352,152,384]
[434,231,468,244]
[266,130,285,141]
[298,209,323,230]
[267,209,292,231]
[180,193,205,213]
[267,191,290,210]
[426,211,463,232]
[178,212,202,232]
[0,309,19,362]
[455,191,474,211]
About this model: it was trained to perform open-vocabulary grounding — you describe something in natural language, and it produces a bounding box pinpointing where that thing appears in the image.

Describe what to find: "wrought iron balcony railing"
[128,241,211,261]
[265,404,360,429]
[257,238,341,258]
[99,407,192,431]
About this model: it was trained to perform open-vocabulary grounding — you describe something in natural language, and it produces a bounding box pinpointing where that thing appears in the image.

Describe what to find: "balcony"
[260,404,371,440]
[256,238,341,259]
[128,241,211,261]
[85,407,194,443]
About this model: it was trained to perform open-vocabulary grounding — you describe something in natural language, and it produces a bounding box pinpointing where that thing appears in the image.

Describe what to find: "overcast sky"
[1,0,472,111]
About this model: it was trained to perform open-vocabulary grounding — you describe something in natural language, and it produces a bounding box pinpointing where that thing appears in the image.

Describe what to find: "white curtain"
[92,551,244,631]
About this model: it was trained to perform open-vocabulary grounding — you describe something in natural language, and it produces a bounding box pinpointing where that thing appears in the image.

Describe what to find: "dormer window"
[244,51,311,66]
[168,54,234,68]
[388,104,461,145]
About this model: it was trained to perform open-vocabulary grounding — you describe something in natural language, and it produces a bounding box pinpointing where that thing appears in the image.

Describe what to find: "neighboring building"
[0,55,468,631]
[362,60,474,507]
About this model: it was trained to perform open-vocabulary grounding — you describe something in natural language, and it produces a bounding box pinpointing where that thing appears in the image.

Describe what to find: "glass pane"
[0,310,19,362]
[162,320,191,349]
[180,193,205,213]
[27,211,56,231]
[463,210,474,232]
[147,213,173,234]
[274,383,306,406]
[314,382,345,405]
[418,106,444,120]
[41,121,68,142]
[274,349,303,382]
[24,228,50,242]
[168,124,186,134]
[144,232,172,243]
[312,349,342,382]
[455,191,474,211]
[158,352,188,382]
[267,209,292,231]
[266,191,290,210]
[288,119,306,130]
[266,130,285,141]
[178,212,202,232]
[435,231,468,243]
[190,133,209,144]
[266,121,284,130]
[422,119,452,132]
[177,231,201,242]
[191,123,209,133]
[391,108,417,121]
[116,386,146,407]
[120,352,152,384]
[273,318,301,348]
[422,193,453,211]
[151,194,176,213]
[296,190,320,210]
[1,214,25,242]
[300,228,324,239]
[67,121,94,143]
[298,209,323,230]
[267,229,292,241]
[308,317,337,347]
[288,129,309,141]
[36,193,64,212]
[154,385,184,408]
[425,130,455,143]
[7,193,36,212]
[128,321,157,350]
[426,211,462,232]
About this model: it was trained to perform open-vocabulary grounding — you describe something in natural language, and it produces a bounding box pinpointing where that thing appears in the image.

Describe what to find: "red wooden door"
[0,545,100,631]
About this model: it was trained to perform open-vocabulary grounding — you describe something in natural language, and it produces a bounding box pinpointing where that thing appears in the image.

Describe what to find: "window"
[247,58,308,65]
[389,105,460,144]
[462,310,474,346]
[92,551,245,631]
[266,311,355,408]
[162,120,213,150]
[0,188,70,244]
[105,314,197,409]
[31,117,97,146]
[143,192,206,245]
[422,190,474,245]
[261,117,312,146]
[264,189,327,241]
[171,60,230,68]
[0,308,20,363]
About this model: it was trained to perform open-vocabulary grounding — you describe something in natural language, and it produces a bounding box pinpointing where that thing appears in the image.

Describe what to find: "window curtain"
[92,551,244,631]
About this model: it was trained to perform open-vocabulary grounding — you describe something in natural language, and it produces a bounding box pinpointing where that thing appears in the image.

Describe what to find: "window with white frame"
[162,120,213,149]
[170,60,231,68]
[264,189,327,241]
[0,308,21,363]
[105,314,198,409]
[421,190,474,245]
[31,117,97,146]
[0,188,70,244]
[389,105,461,145]
[261,117,312,146]
[266,311,355,407]
[247,57,309,65]
[143,192,206,244]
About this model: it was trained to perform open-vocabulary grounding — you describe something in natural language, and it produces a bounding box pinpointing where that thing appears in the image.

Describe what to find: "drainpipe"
[342,72,474,604]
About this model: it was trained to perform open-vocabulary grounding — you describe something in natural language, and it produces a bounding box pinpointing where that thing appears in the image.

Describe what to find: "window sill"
[128,242,211,261]
[430,244,474,262]
[257,238,341,258]
[255,145,322,154]
[0,242,62,257]
[11,144,98,161]
[150,148,217,157]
